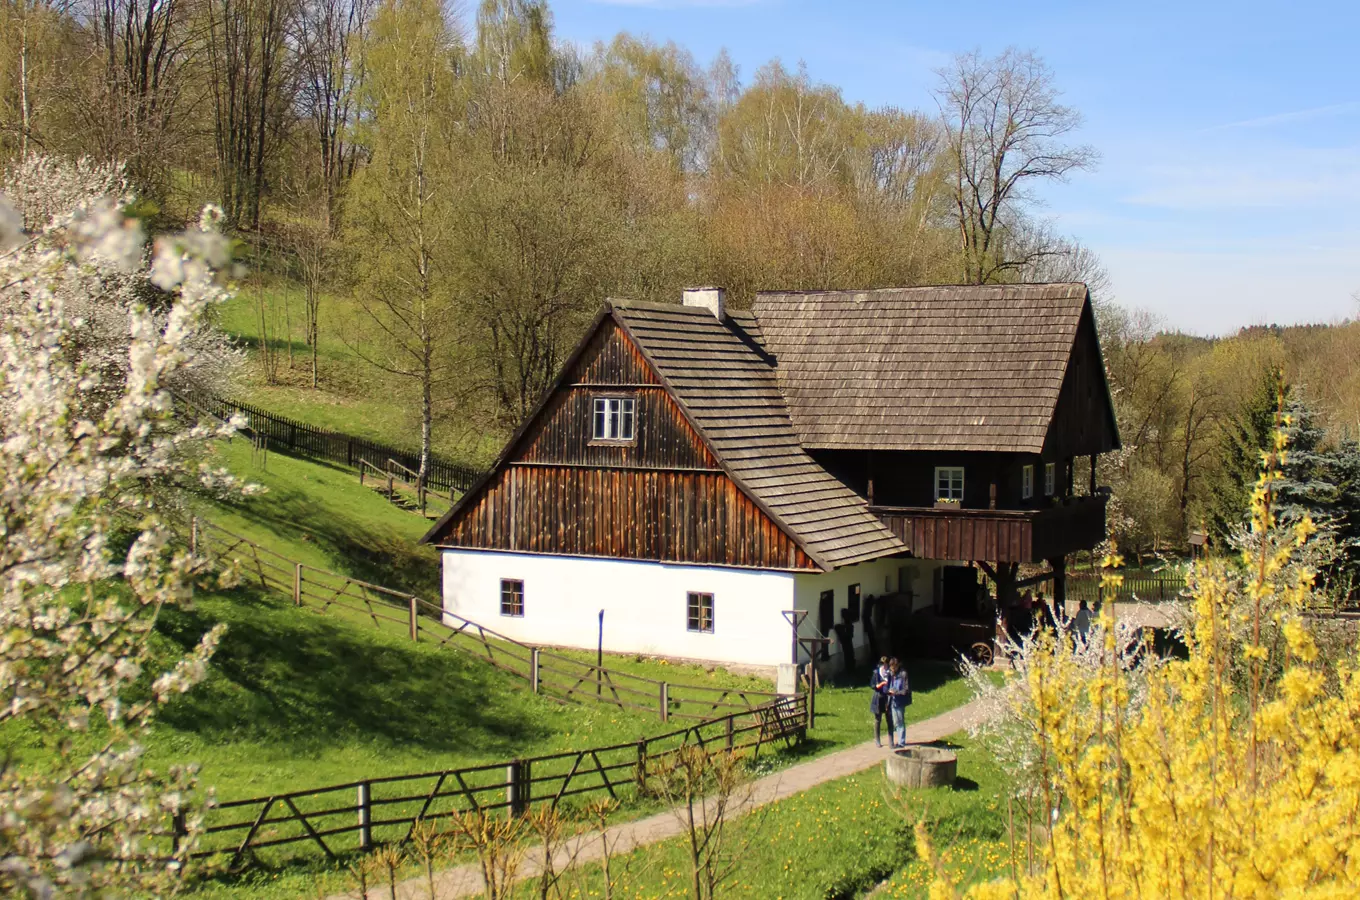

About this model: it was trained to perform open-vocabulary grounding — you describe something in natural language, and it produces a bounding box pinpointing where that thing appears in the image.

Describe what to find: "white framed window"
[592,396,636,442]
[1044,462,1056,496]
[686,592,714,633]
[1021,464,1034,499]
[500,579,524,617]
[935,467,964,502]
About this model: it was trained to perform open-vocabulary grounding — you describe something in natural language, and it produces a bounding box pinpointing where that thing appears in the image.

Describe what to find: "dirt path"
[333,698,989,900]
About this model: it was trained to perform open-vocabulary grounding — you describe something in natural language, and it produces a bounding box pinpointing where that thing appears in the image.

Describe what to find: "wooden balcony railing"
[870,494,1108,563]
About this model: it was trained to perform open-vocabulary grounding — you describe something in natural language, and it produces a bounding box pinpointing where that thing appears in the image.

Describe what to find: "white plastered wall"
[440,549,798,669]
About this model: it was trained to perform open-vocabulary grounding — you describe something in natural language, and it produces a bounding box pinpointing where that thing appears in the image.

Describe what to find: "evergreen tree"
[1206,365,1287,541]
[1276,393,1336,524]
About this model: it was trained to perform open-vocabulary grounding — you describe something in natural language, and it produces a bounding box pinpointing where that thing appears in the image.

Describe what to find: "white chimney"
[682,286,726,320]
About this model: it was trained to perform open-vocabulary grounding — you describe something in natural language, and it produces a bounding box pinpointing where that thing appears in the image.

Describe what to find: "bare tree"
[649,745,758,900]
[934,48,1097,284]
[292,0,372,232]
[202,0,295,228]
[79,0,192,188]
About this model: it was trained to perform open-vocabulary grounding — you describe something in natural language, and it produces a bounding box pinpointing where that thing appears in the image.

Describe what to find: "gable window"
[500,579,524,617]
[935,467,965,502]
[686,592,714,633]
[1044,462,1056,496]
[592,397,636,442]
[1021,465,1035,500]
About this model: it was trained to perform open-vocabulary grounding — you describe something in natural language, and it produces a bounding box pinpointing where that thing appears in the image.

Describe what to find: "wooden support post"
[635,740,648,791]
[659,682,669,722]
[357,782,372,850]
[293,563,303,607]
[409,596,419,641]
[725,714,734,751]
[171,810,187,858]
[530,649,540,693]
[808,665,817,730]
[1090,453,1098,495]
[1049,556,1067,613]
[506,761,527,817]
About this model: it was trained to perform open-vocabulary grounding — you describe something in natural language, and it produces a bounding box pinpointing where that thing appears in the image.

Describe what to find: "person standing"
[887,657,911,747]
[870,656,891,747]
[1072,598,1092,641]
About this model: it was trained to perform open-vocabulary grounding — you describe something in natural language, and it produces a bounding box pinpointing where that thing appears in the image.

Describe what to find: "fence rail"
[189,694,805,868]
[190,518,786,723]
[1067,572,1183,606]
[183,393,486,496]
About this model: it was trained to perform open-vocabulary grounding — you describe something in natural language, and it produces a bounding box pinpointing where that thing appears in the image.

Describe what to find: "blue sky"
[543,0,1360,335]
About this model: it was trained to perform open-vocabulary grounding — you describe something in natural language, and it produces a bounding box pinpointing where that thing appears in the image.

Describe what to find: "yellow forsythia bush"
[928,425,1360,899]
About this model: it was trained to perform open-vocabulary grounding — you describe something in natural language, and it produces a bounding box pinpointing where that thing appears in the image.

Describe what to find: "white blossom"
[0,156,247,895]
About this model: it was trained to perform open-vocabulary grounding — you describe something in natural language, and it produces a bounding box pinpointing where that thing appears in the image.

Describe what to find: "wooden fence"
[183,393,486,496]
[1067,572,1183,606]
[190,694,806,868]
[191,518,786,722]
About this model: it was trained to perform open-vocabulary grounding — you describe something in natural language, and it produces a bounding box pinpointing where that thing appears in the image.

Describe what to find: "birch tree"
[345,0,463,485]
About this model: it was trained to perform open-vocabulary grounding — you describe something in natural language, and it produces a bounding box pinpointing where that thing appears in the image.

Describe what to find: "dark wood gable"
[1042,300,1120,460]
[424,313,819,571]
[518,321,719,471]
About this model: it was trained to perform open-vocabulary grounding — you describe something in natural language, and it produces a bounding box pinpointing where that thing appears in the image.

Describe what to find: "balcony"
[869,494,1108,564]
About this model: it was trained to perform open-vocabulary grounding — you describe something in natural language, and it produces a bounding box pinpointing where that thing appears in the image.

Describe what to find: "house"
[420,284,1119,673]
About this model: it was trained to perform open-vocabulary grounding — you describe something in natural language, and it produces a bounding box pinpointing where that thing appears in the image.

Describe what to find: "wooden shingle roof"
[610,300,907,570]
[753,284,1094,454]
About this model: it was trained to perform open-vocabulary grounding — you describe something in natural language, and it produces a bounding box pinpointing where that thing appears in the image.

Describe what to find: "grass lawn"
[492,732,1011,900]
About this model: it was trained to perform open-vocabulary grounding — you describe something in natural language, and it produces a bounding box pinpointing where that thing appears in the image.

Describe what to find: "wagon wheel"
[968,641,995,666]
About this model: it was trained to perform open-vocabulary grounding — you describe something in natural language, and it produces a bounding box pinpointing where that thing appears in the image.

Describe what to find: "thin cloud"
[1208,100,1360,131]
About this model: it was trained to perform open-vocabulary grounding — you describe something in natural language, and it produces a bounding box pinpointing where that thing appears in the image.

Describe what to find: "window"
[686,592,714,633]
[935,467,964,502]
[1021,464,1034,499]
[592,397,636,442]
[500,579,524,617]
[1044,462,1056,496]
[847,583,861,622]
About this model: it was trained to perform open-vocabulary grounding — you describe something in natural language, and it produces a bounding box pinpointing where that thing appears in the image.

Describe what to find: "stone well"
[884,745,957,789]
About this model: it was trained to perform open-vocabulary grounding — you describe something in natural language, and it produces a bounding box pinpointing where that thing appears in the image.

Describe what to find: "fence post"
[357,782,372,850]
[635,739,648,792]
[725,714,734,751]
[347,439,353,467]
[507,760,527,817]
[171,810,187,859]
[530,649,540,693]
[659,682,669,722]
[293,563,303,607]
[409,596,419,642]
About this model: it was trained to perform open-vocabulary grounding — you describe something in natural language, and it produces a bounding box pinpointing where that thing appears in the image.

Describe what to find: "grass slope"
[219,281,499,466]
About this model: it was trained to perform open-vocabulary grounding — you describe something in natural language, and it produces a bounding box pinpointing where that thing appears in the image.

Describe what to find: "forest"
[3,0,1359,572]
